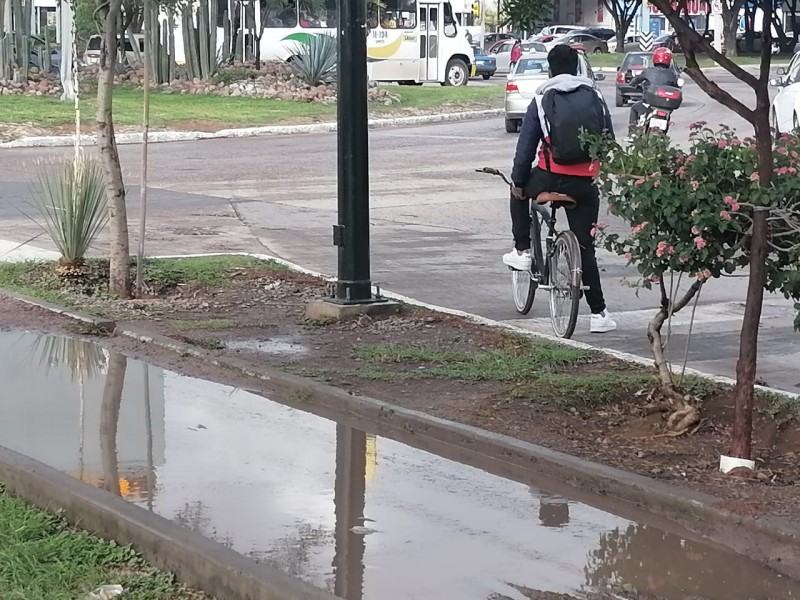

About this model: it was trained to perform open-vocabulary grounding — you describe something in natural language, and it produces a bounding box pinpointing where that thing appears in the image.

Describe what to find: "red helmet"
[653,47,672,66]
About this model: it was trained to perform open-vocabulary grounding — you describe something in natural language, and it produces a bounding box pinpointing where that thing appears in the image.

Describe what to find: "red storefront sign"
[649,0,710,14]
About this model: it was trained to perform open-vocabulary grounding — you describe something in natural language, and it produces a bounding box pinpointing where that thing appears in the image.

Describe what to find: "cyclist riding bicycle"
[628,47,679,129]
[503,44,617,334]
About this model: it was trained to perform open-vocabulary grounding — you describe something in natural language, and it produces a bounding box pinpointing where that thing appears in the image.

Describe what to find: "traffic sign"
[639,31,654,51]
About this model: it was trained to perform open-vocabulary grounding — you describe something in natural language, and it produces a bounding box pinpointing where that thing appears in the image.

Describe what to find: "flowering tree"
[586,125,800,437]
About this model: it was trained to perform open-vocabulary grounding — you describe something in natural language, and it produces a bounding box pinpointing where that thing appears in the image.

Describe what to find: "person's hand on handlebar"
[511,186,525,199]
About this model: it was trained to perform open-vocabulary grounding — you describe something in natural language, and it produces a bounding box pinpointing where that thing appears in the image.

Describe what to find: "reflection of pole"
[333,425,366,600]
[143,363,154,510]
[78,371,85,481]
[100,353,127,496]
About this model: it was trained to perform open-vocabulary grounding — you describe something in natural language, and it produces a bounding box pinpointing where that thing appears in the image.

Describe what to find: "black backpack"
[540,85,606,165]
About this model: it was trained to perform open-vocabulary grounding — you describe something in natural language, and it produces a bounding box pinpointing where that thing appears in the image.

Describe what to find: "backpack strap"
[539,90,554,174]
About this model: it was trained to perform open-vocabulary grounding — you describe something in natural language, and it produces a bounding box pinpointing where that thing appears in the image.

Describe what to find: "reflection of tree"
[174,500,234,548]
[584,524,800,598]
[29,335,108,382]
[251,522,333,579]
[100,352,126,497]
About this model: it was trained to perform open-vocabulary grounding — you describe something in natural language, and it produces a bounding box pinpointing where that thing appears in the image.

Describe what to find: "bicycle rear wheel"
[510,210,544,314]
[548,230,582,339]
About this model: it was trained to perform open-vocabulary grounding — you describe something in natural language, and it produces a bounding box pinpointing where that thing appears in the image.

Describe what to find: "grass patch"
[168,318,238,331]
[0,487,204,600]
[512,372,658,409]
[351,338,591,382]
[187,337,225,351]
[0,85,503,130]
[0,255,283,302]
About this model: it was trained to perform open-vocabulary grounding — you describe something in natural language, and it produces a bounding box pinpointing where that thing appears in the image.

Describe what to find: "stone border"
[0,109,503,149]
[0,445,338,600]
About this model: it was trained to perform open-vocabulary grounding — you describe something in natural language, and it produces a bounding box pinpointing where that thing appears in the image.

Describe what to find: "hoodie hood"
[536,73,594,95]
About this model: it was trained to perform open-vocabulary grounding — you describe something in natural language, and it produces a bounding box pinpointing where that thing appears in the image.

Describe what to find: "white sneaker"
[590,310,617,333]
[503,249,532,271]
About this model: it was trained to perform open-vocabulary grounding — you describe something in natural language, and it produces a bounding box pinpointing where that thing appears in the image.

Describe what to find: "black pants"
[510,168,607,315]
[629,100,647,126]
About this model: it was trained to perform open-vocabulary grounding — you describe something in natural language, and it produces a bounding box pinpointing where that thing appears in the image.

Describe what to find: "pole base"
[305,297,401,322]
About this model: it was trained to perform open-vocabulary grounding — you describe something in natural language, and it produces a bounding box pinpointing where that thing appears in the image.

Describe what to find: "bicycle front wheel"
[548,231,582,339]
[510,210,544,315]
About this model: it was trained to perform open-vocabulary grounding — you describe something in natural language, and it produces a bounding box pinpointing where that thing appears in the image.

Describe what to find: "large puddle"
[0,330,798,599]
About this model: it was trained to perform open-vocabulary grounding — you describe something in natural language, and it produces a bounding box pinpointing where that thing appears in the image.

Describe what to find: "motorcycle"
[626,71,685,135]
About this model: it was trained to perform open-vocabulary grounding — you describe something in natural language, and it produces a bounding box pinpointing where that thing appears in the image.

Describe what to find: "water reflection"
[2,331,800,600]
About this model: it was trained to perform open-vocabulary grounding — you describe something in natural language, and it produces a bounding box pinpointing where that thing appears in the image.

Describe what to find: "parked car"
[10,34,60,73]
[521,41,547,53]
[482,32,516,49]
[487,38,518,73]
[614,51,682,107]
[581,27,616,41]
[471,45,497,80]
[735,31,780,55]
[608,32,640,53]
[770,50,800,133]
[84,34,144,65]
[654,31,716,53]
[544,31,608,53]
[539,25,584,37]
[504,51,605,133]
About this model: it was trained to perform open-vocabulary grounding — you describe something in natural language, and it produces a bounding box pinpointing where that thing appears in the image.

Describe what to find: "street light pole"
[333,0,376,303]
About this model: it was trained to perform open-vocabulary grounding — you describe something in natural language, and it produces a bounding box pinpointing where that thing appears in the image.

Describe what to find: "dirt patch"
[2,256,800,525]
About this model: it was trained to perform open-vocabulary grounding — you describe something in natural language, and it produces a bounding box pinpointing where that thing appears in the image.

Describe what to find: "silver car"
[504,52,605,133]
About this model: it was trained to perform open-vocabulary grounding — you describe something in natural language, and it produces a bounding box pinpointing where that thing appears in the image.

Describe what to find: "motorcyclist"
[628,47,679,129]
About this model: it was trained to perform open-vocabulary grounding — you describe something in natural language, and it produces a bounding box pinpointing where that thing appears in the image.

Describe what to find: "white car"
[770,51,800,134]
[504,51,605,133]
[539,25,584,37]
[608,33,640,53]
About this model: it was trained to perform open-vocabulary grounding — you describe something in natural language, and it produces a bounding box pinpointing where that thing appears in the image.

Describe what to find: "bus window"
[367,2,379,28]
[300,0,336,27]
[265,0,297,27]
[442,2,456,37]
[381,0,416,28]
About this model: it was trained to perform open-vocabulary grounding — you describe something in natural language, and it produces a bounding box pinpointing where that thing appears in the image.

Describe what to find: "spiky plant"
[291,33,337,86]
[30,156,108,282]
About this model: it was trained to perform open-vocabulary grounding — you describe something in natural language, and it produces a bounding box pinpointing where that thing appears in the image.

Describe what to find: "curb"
[0,446,338,600]
[0,109,503,149]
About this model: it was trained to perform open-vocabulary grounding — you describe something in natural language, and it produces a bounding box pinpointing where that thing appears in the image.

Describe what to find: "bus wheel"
[443,59,468,86]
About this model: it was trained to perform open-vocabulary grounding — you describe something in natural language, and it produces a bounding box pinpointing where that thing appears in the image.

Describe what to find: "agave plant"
[291,33,337,86]
[30,156,108,280]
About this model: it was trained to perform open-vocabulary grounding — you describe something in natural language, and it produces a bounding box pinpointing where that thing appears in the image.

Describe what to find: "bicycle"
[477,167,583,339]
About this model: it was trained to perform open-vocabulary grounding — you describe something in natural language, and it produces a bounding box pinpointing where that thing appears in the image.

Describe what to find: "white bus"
[172,0,477,86]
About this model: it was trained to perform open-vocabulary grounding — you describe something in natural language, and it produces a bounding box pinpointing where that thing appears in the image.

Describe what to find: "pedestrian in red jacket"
[510,40,522,70]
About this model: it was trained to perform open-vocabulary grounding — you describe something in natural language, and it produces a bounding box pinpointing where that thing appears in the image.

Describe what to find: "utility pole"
[332,0,379,304]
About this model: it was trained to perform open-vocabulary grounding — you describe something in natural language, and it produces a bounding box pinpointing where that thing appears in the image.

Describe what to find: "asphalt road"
[0,70,797,393]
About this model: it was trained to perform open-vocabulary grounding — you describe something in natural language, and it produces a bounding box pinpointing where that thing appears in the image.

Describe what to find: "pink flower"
[720,210,732,220]
[694,236,707,249]
[750,172,760,182]
[635,178,646,185]
[690,180,700,191]
[656,241,668,257]
[624,252,633,261]
[596,222,607,230]
[792,151,798,159]
[718,139,728,149]
[590,227,597,238]
[790,167,797,174]
[650,275,661,283]
[691,226,700,235]
[732,138,741,146]
[777,166,789,175]
[667,245,675,255]
[676,166,687,178]
[695,269,712,281]
[723,195,735,205]
[778,147,789,155]
[631,222,649,235]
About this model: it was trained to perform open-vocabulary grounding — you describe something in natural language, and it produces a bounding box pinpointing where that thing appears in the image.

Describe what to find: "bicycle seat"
[535,192,577,209]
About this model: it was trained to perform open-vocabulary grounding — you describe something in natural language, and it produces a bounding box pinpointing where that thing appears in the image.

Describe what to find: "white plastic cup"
[719,454,755,473]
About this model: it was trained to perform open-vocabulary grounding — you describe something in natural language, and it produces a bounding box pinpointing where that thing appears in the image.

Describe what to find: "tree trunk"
[729,209,768,459]
[96,0,132,298]
[722,7,739,56]
[100,352,127,496]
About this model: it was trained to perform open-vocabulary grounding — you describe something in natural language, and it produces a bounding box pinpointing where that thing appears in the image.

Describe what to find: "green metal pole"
[334,0,372,303]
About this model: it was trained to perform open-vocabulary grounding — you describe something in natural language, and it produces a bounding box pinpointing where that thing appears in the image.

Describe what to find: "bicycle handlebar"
[476,167,513,187]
